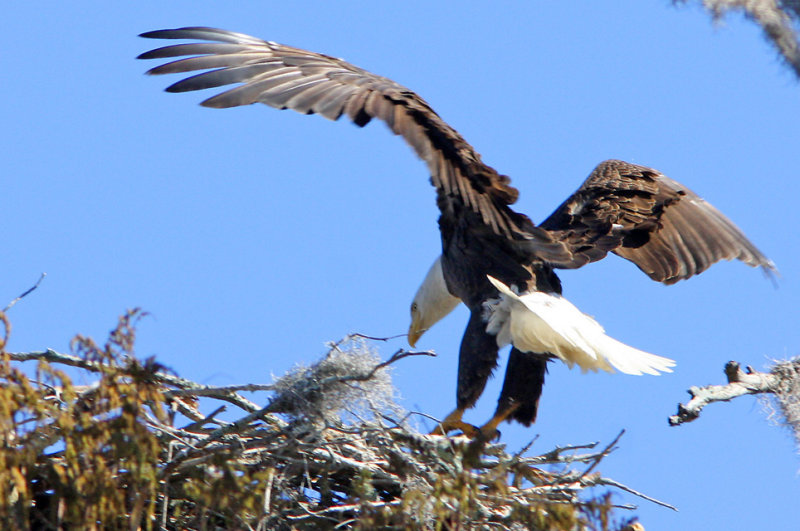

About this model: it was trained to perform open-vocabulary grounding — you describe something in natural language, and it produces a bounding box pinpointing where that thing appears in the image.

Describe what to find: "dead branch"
[7,348,263,414]
[585,477,677,511]
[669,361,781,425]
[4,272,46,312]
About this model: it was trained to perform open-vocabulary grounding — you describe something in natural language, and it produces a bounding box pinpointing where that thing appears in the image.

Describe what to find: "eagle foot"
[430,419,480,437]
[474,402,521,441]
[429,408,481,437]
[475,425,502,442]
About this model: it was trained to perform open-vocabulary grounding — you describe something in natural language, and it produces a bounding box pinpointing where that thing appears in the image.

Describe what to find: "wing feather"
[540,160,775,283]
[140,27,569,261]
[140,30,770,280]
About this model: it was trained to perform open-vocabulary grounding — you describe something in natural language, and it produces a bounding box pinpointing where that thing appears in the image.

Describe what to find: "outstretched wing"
[539,159,775,283]
[138,27,570,262]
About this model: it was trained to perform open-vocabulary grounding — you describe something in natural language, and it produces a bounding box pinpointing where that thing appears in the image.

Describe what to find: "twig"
[318,348,437,387]
[286,499,401,520]
[4,272,46,312]
[669,361,780,426]
[161,441,174,529]
[171,400,278,462]
[165,383,276,399]
[586,476,678,511]
[581,429,624,478]
[262,467,275,516]
[348,332,409,342]
[526,441,599,465]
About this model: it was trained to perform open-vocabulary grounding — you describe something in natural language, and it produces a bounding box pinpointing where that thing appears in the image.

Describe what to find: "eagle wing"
[539,159,775,283]
[139,27,571,262]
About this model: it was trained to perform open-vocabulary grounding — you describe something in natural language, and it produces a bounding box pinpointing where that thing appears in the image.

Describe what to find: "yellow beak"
[408,318,424,348]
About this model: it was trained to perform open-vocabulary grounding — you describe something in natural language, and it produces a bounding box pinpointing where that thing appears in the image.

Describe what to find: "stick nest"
[0,310,658,530]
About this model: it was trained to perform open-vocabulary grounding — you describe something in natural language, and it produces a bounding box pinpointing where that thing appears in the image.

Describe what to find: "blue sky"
[4,2,799,529]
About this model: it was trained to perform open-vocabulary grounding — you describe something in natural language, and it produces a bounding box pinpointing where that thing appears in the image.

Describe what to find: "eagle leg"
[494,349,548,426]
[430,408,479,437]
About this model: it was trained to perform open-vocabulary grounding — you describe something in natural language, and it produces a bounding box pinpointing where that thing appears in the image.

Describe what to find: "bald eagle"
[139,28,774,437]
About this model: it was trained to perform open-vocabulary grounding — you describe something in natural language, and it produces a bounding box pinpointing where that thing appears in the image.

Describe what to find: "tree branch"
[6,348,265,414]
[4,272,46,312]
[669,361,781,426]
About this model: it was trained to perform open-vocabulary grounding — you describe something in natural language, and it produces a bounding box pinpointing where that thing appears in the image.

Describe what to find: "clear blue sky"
[4,3,799,529]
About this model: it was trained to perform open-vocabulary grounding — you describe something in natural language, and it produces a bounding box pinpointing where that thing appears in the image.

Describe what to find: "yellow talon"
[430,408,479,437]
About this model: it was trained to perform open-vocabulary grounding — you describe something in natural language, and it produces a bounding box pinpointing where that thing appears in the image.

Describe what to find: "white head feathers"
[408,257,461,347]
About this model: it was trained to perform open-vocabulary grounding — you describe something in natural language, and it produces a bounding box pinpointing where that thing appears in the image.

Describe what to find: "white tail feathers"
[485,276,675,375]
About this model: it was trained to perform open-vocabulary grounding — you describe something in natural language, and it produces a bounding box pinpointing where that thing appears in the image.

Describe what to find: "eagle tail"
[591,334,675,376]
[486,275,675,375]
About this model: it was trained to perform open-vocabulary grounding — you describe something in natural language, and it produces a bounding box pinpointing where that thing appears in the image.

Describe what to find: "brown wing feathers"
[139,27,532,241]
[140,28,773,283]
[540,160,775,283]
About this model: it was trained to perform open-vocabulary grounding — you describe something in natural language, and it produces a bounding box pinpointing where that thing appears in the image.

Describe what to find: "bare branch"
[348,332,409,342]
[340,347,437,383]
[581,429,624,478]
[4,272,46,312]
[7,348,264,414]
[164,383,276,398]
[669,361,781,425]
[586,476,678,511]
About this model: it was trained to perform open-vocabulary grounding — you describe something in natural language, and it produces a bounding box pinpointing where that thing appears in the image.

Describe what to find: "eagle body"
[140,28,775,434]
